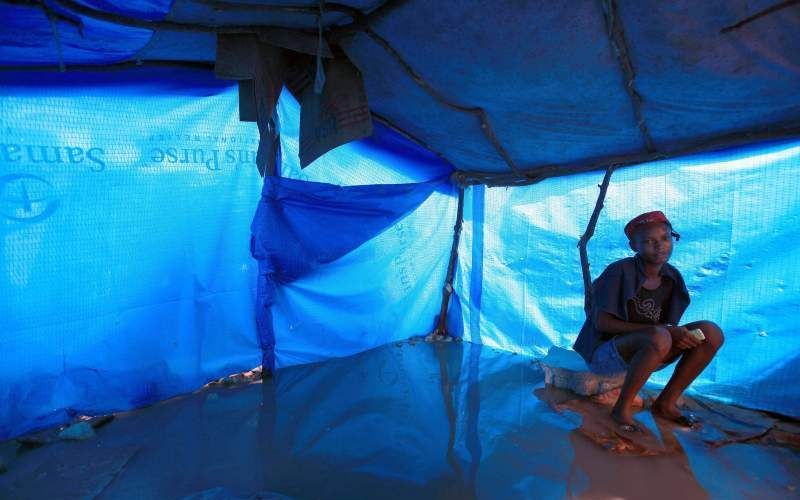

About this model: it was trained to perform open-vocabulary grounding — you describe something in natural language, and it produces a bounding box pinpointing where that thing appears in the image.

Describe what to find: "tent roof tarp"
[2,0,798,176]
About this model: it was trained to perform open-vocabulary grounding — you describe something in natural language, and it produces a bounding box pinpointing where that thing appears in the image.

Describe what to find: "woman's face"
[630,223,673,266]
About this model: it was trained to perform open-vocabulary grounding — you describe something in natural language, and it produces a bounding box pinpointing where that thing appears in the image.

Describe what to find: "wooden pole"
[578,165,615,317]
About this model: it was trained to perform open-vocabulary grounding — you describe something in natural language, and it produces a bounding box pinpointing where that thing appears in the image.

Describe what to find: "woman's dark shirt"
[573,255,691,362]
[626,277,674,325]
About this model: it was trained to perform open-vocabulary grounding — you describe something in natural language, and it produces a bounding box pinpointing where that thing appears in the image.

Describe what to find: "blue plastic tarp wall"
[0,68,265,439]
[450,141,800,417]
[0,73,456,439]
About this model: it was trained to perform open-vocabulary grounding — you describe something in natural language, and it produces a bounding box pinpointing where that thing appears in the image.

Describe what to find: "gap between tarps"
[468,186,485,344]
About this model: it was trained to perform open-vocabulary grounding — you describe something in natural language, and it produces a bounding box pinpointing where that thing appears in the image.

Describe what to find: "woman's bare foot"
[610,406,639,432]
[651,400,681,419]
[652,400,700,428]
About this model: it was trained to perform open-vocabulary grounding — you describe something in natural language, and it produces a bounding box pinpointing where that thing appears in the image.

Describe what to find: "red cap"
[624,211,672,240]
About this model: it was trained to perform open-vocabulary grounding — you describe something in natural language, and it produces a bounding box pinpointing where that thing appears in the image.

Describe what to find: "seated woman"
[573,211,724,431]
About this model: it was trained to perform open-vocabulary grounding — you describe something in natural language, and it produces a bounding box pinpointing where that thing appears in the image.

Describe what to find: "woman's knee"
[614,327,671,361]
[646,326,672,356]
[694,321,725,350]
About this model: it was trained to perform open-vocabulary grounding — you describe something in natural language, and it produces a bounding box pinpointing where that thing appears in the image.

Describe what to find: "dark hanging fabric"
[298,54,373,168]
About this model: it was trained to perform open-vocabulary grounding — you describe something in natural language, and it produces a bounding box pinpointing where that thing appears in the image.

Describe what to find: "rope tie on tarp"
[45,7,65,71]
[314,0,326,94]
[35,0,83,72]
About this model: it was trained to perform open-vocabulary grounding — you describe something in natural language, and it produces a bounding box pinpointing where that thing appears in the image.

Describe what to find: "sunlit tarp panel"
[453,140,800,417]
[276,89,452,186]
[249,90,457,369]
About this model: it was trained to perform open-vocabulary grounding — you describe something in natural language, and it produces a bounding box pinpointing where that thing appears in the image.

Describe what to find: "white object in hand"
[688,328,705,341]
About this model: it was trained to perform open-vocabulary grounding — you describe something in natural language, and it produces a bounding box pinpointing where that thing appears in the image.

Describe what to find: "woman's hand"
[666,325,702,350]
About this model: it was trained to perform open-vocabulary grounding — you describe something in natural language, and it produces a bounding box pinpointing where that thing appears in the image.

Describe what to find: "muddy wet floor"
[1,340,798,499]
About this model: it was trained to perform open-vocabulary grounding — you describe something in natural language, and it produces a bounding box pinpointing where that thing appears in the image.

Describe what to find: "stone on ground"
[540,346,642,406]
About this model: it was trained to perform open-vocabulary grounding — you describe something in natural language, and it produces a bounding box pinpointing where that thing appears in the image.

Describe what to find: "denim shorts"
[588,338,670,376]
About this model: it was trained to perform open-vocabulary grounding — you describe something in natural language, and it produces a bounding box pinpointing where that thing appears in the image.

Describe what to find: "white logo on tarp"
[0,174,59,223]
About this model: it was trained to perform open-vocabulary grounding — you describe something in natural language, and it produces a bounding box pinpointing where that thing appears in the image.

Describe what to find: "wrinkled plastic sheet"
[0,73,455,440]
[4,341,796,499]
[252,88,456,370]
[2,66,798,447]
[276,88,453,185]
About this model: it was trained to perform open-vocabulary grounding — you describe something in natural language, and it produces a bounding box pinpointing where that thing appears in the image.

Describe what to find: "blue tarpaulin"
[1,0,800,439]
[0,68,264,439]
[250,175,454,371]
[452,140,800,415]
[2,67,800,440]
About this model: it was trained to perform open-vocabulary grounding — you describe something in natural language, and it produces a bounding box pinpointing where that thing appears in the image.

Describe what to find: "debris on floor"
[205,366,264,388]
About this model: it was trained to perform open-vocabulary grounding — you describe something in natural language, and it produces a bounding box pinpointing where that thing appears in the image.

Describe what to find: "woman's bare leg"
[653,321,724,418]
[610,326,673,426]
